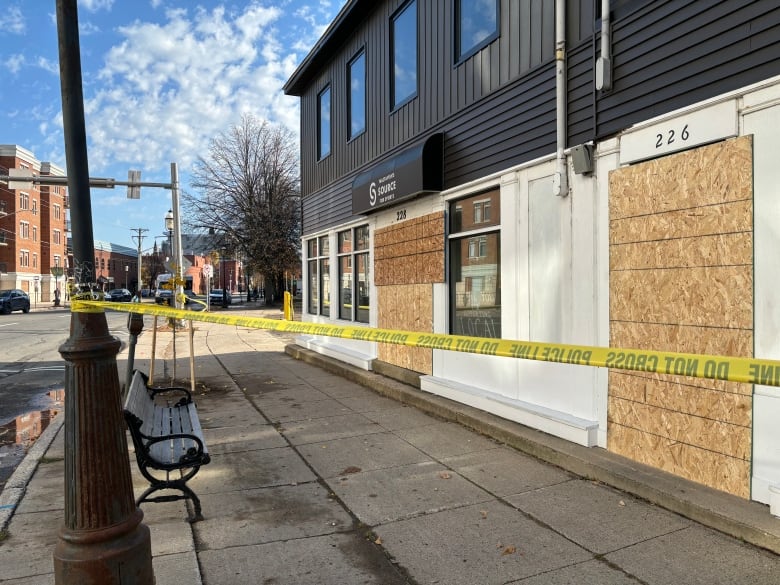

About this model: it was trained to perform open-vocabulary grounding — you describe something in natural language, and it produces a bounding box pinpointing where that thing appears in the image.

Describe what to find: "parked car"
[155,289,173,305]
[209,289,232,307]
[155,289,206,311]
[0,289,30,314]
[105,288,133,302]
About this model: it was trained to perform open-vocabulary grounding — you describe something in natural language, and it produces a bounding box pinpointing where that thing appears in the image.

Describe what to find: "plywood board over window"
[608,135,753,498]
[375,212,445,374]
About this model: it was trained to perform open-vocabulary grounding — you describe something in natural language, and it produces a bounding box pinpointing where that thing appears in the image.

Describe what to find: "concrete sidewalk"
[1,311,778,584]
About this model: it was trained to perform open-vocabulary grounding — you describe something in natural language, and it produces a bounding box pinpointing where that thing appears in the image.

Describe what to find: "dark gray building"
[285,0,780,511]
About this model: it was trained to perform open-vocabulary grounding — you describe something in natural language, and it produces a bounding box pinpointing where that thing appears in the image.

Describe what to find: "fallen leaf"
[619,500,626,506]
[341,466,362,474]
[502,546,516,556]
[374,536,382,545]
[438,471,452,479]
[480,510,488,519]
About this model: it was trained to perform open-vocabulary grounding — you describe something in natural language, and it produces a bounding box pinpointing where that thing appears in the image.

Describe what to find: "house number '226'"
[396,209,407,221]
[656,124,689,148]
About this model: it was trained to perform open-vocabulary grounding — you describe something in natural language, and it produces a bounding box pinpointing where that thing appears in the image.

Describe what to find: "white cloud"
[5,54,26,74]
[83,3,293,172]
[77,1,345,178]
[80,0,115,12]
[36,56,59,75]
[79,21,101,35]
[0,6,26,35]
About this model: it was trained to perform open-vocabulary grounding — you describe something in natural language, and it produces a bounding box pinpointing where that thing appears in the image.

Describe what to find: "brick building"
[0,145,68,302]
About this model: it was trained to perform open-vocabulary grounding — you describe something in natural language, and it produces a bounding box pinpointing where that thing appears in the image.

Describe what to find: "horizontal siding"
[300,0,558,205]
[298,0,780,235]
[567,39,594,147]
[597,0,780,138]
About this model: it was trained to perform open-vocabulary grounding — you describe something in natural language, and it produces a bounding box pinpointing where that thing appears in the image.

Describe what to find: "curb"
[0,414,64,532]
[285,342,780,555]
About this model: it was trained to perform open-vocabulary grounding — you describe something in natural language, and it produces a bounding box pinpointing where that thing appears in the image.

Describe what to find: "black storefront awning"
[351,133,443,215]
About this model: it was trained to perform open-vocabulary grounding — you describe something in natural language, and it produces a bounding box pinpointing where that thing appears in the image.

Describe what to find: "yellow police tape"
[71,300,780,387]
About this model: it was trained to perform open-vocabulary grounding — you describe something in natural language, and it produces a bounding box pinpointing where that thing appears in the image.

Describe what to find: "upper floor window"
[19,221,30,239]
[32,226,37,242]
[53,229,62,245]
[391,0,417,109]
[54,204,61,220]
[317,85,331,160]
[455,0,499,62]
[19,250,30,267]
[348,50,366,140]
[19,192,30,210]
[32,200,38,215]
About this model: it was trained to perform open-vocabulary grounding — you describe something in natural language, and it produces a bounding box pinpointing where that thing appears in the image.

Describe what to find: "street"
[0,309,131,490]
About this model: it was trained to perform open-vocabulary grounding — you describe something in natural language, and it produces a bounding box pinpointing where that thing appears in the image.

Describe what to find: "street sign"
[127,170,141,199]
[202,264,213,278]
[164,256,192,274]
[7,168,34,189]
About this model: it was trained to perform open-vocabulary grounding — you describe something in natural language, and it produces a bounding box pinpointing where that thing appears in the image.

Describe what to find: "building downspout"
[596,0,612,91]
[553,0,569,196]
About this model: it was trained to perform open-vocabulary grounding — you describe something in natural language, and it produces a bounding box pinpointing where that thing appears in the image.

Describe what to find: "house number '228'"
[396,209,407,221]
[656,124,689,148]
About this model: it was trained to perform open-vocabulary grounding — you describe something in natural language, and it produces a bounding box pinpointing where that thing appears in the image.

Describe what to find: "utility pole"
[130,228,148,295]
[54,1,154,583]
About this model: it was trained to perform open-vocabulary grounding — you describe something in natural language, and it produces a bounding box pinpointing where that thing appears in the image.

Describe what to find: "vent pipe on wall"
[553,0,569,196]
[596,0,612,91]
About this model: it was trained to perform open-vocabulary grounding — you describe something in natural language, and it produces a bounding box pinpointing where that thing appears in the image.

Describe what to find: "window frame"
[454,0,500,64]
[347,49,366,141]
[337,225,370,323]
[317,85,332,160]
[390,0,418,111]
[448,189,501,338]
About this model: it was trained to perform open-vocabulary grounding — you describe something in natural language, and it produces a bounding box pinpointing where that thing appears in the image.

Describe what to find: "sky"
[1,0,346,252]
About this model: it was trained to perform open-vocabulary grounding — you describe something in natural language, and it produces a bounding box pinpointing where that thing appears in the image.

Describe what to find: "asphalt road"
[0,309,132,490]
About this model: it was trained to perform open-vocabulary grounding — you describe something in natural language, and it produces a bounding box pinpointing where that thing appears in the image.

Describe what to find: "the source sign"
[351,133,443,215]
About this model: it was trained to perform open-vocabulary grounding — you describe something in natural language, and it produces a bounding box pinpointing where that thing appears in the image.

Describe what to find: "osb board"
[610,266,752,328]
[608,136,753,498]
[377,284,433,375]
[608,396,749,460]
[609,136,753,220]
[609,321,752,360]
[607,423,750,499]
[610,232,751,271]
[610,200,752,245]
[609,372,751,429]
[375,212,445,286]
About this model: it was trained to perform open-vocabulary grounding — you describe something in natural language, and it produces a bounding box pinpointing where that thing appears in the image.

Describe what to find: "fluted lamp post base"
[54,311,154,584]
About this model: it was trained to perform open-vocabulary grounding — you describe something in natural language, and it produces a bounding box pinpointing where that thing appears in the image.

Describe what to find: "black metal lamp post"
[54,1,153,583]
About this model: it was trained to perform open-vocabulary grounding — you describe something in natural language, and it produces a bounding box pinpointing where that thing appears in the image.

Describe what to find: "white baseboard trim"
[420,375,599,447]
[295,335,374,370]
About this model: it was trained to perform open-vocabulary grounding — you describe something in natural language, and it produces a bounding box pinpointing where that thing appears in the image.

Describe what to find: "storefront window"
[338,225,370,322]
[449,189,501,338]
[307,236,332,316]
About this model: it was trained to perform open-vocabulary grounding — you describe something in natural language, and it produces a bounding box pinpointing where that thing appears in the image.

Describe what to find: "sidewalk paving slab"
[1,312,779,585]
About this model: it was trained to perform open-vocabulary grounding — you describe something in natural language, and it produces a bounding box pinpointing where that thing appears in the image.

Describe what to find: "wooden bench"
[123,370,210,522]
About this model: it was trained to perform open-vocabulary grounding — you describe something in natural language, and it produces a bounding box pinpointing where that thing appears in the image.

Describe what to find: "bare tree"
[185,114,300,303]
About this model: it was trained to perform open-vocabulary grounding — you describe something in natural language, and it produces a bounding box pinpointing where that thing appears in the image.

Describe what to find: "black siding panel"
[299,0,556,205]
[596,0,780,139]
